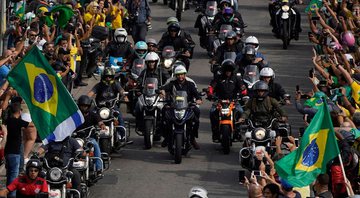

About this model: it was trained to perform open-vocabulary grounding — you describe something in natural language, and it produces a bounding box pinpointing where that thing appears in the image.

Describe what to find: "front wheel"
[99,138,112,155]
[176,9,182,21]
[144,119,154,149]
[174,133,183,164]
[221,125,231,154]
[282,20,289,49]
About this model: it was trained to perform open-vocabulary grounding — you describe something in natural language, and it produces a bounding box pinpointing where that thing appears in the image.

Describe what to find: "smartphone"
[350,58,354,65]
[309,68,314,78]
[238,170,246,183]
[282,136,290,143]
[296,85,300,92]
[252,170,262,177]
[294,138,299,147]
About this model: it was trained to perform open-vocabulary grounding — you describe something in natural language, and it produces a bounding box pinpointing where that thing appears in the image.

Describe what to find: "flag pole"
[337,153,351,196]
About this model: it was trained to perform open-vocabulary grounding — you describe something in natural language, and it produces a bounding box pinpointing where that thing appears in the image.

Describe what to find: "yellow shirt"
[351,81,360,105]
[111,6,123,29]
[70,46,78,72]
[84,12,106,27]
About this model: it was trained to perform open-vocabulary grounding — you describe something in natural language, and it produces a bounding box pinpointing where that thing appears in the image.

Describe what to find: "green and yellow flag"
[7,47,84,144]
[275,98,340,187]
[305,0,323,13]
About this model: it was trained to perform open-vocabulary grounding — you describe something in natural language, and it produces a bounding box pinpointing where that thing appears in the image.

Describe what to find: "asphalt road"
[71,0,314,197]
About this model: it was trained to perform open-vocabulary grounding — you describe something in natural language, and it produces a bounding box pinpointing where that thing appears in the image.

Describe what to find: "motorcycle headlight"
[49,167,62,182]
[254,128,266,140]
[99,107,111,119]
[281,5,290,12]
[76,138,84,148]
[164,59,173,68]
[175,109,186,120]
[145,96,156,105]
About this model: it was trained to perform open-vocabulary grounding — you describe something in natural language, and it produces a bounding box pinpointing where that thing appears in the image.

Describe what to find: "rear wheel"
[174,133,183,164]
[144,119,154,149]
[282,20,289,49]
[221,125,231,154]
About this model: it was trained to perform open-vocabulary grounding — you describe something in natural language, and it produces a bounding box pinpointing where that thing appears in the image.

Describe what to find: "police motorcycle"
[272,0,299,49]
[166,91,198,164]
[239,116,291,170]
[194,1,218,56]
[94,96,130,154]
[36,155,81,198]
[135,78,164,149]
[71,126,110,186]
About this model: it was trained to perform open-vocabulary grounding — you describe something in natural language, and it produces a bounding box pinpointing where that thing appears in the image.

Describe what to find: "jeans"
[131,23,147,43]
[5,154,21,198]
[89,138,102,171]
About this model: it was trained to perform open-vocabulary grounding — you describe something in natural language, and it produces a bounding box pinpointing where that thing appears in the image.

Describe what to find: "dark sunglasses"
[29,169,39,173]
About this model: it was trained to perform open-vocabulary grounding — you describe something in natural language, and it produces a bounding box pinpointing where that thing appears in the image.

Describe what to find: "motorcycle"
[194,1,218,56]
[95,97,129,154]
[135,78,164,149]
[169,0,189,21]
[273,0,299,49]
[242,65,260,90]
[167,91,196,164]
[211,51,237,78]
[239,118,291,170]
[42,157,81,198]
[161,46,178,77]
[71,126,110,187]
[126,58,146,114]
[211,24,233,56]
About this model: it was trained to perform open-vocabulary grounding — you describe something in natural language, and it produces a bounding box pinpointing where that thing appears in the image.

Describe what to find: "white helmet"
[260,67,275,78]
[245,36,259,51]
[188,186,208,198]
[145,52,159,61]
[174,65,187,75]
[114,28,128,43]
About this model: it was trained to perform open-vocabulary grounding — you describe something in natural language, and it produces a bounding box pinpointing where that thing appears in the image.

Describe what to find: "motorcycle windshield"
[205,1,218,16]
[162,46,176,58]
[109,56,123,67]
[223,52,237,63]
[243,65,260,84]
[219,24,232,40]
[131,59,146,77]
[144,78,158,96]
[173,91,188,110]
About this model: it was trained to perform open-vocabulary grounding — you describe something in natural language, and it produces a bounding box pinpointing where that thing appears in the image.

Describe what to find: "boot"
[212,126,220,143]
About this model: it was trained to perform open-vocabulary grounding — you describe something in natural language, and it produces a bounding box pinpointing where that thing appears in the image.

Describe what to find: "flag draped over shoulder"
[7,47,84,144]
[305,0,323,13]
[275,98,339,187]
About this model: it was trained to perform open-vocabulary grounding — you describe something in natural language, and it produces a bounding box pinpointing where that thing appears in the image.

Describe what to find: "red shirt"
[7,175,48,196]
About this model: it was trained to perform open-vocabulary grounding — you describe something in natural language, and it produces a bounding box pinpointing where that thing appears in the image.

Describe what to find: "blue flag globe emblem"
[33,73,54,103]
[302,138,319,166]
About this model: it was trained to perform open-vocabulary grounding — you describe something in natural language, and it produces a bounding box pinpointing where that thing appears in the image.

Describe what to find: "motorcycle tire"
[174,133,183,164]
[163,0,168,5]
[221,125,231,154]
[99,138,112,155]
[144,119,154,149]
[282,20,289,50]
[176,0,182,22]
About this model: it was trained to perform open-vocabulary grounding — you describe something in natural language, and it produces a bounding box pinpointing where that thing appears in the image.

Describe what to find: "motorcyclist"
[213,0,244,26]
[104,28,134,65]
[75,95,107,176]
[235,45,268,76]
[212,6,244,33]
[164,61,198,87]
[211,30,242,66]
[239,81,287,125]
[208,60,246,142]
[160,66,202,150]
[146,38,158,52]
[134,52,169,135]
[269,0,302,40]
[0,159,48,197]
[259,67,290,104]
[243,36,267,61]
[87,67,128,147]
[134,41,148,60]
[158,22,194,70]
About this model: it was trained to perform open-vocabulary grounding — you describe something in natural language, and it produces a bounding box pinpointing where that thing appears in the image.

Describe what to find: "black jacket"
[105,41,134,60]
[137,68,170,90]
[268,81,287,101]
[210,74,244,100]
[158,31,192,53]
[214,43,242,65]
[161,79,201,102]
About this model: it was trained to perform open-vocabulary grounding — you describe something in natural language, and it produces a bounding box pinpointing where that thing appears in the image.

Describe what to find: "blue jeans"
[5,154,21,197]
[89,138,102,171]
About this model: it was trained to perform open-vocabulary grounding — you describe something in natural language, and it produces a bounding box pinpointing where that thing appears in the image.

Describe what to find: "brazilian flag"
[305,0,323,13]
[7,47,84,144]
[275,98,340,187]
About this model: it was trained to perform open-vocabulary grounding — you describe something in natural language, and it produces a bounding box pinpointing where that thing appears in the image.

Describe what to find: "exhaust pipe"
[239,148,251,159]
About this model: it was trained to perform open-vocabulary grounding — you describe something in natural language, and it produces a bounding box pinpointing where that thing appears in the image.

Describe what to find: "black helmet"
[77,95,92,106]
[221,59,235,72]
[168,23,181,33]
[254,80,269,91]
[225,30,237,40]
[244,45,256,56]
[26,159,42,177]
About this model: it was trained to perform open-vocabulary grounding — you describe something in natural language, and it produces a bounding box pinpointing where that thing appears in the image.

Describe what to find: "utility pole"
[0,0,6,56]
